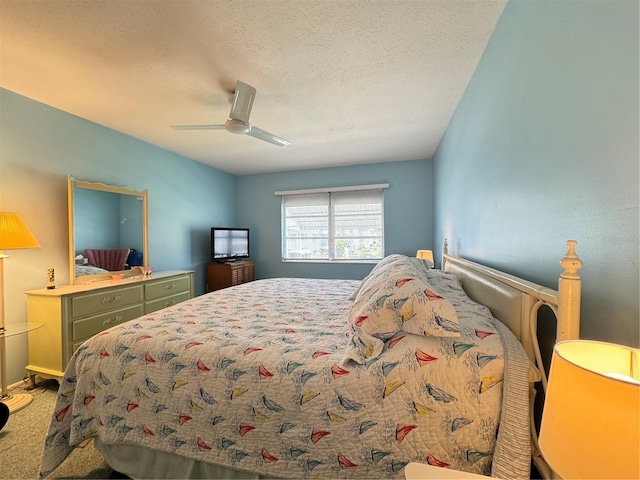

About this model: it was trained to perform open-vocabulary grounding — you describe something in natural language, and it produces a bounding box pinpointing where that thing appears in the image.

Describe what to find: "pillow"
[348,254,434,300]
[348,254,405,300]
[424,269,464,294]
[344,270,460,364]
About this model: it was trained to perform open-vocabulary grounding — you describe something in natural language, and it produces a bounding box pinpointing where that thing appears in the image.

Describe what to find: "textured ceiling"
[0,0,506,175]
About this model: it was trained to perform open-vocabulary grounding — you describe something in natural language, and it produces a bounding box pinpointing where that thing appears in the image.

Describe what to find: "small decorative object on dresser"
[46,266,55,289]
[206,260,254,292]
[25,270,194,387]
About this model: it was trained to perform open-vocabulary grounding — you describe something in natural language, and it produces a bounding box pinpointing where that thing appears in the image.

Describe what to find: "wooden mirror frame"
[68,175,149,285]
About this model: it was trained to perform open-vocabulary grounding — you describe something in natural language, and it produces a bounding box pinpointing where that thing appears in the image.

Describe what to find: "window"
[278,185,386,261]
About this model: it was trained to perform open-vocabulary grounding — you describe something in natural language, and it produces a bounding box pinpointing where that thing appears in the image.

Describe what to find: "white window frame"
[276,184,388,263]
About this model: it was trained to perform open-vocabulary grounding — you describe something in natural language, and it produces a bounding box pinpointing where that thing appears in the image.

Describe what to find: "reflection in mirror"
[68,176,148,284]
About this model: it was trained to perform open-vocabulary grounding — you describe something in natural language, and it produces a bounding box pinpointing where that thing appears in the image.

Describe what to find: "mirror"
[68,175,149,284]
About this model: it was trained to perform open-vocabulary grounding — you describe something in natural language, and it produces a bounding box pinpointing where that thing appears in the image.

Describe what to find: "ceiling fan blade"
[228,81,256,123]
[170,124,225,130]
[248,126,291,147]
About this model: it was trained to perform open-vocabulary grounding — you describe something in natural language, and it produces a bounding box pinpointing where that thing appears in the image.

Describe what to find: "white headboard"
[442,240,582,376]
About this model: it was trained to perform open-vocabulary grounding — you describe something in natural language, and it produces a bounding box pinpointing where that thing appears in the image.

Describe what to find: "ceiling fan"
[171,80,291,147]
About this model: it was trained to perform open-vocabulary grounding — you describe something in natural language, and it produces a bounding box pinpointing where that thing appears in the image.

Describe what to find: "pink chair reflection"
[84,248,130,271]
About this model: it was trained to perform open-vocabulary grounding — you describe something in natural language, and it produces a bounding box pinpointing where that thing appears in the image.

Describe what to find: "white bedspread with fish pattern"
[39,277,529,479]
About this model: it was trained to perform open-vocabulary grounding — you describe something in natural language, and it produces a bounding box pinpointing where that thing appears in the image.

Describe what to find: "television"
[211,227,250,262]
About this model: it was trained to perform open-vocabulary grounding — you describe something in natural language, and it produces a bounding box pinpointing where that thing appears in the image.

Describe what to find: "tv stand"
[206,260,254,292]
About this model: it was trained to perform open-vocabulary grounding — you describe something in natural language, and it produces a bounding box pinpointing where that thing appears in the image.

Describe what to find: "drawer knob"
[102,314,123,326]
[102,294,122,304]
[164,283,177,290]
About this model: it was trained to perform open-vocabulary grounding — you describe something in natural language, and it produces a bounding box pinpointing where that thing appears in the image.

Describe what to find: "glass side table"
[0,322,44,413]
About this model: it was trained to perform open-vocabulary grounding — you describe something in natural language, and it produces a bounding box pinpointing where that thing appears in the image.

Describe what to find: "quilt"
[39,277,528,479]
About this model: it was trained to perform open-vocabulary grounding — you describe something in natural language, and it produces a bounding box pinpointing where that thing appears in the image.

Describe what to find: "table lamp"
[0,213,41,412]
[539,340,640,479]
[416,249,434,263]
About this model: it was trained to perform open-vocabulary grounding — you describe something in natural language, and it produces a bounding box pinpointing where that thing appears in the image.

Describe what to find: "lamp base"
[1,393,34,413]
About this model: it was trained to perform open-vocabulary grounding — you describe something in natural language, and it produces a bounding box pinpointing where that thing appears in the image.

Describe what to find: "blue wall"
[433,0,639,347]
[237,159,433,280]
[1,88,238,295]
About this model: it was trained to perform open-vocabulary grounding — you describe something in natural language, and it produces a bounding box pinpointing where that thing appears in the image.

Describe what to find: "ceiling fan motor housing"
[225,118,251,134]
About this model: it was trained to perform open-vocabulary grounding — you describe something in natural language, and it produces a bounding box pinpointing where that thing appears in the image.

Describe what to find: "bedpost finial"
[560,240,582,279]
[443,238,448,255]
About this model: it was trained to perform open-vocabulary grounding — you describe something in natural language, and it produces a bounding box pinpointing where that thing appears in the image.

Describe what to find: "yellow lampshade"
[0,213,40,250]
[539,340,640,479]
[416,249,434,263]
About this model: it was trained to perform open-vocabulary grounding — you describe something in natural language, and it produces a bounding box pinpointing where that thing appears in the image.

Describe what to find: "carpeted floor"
[0,379,112,480]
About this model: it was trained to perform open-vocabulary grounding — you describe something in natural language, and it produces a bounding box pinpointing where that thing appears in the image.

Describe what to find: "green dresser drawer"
[145,276,191,301]
[71,285,143,318]
[72,304,144,341]
[145,291,191,314]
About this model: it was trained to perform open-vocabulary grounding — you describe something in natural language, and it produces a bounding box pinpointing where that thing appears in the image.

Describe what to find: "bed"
[39,240,582,480]
[75,264,109,277]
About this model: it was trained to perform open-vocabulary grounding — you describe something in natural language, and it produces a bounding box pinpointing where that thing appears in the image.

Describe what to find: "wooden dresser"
[206,260,255,292]
[25,270,194,385]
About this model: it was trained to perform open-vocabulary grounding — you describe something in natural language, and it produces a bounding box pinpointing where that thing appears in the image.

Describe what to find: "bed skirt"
[95,438,272,479]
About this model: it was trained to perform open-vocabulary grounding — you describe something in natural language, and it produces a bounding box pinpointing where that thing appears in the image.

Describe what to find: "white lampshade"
[539,340,640,479]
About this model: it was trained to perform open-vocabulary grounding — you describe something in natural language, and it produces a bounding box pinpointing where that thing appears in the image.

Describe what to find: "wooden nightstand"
[206,260,254,292]
[405,463,491,479]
